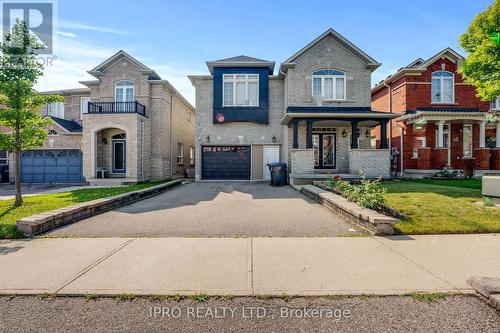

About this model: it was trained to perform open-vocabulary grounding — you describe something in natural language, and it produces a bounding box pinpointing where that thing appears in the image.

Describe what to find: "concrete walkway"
[1,234,499,296]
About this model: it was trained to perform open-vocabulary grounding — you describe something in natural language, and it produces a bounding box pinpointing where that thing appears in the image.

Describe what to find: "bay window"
[223,74,259,107]
[312,69,346,100]
[431,71,454,104]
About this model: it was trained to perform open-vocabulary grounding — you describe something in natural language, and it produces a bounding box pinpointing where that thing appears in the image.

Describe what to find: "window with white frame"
[80,97,90,118]
[431,71,454,104]
[223,74,259,107]
[0,150,7,165]
[412,137,426,158]
[47,102,64,119]
[435,123,450,148]
[312,69,346,100]
[177,142,184,165]
[189,146,194,165]
[491,97,500,110]
[115,80,134,102]
[463,125,473,158]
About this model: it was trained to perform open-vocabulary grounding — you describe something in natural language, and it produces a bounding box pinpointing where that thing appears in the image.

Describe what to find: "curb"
[16,179,183,236]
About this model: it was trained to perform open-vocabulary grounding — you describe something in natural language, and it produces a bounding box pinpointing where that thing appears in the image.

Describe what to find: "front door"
[313,133,336,169]
[112,140,126,173]
[263,146,280,180]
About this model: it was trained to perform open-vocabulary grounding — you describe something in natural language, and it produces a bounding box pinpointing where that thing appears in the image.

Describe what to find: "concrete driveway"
[47,182,361,237]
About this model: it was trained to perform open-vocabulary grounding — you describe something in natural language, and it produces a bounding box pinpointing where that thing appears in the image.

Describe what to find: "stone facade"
[285,34,372,107]
[5,51,195,184]
[191,29,390,181]
[349,149,390,179]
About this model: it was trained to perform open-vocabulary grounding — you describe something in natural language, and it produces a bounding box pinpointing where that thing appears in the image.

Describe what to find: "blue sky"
[37,0,493,104]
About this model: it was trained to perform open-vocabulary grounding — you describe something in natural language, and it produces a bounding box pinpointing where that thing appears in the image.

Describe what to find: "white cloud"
[57,31,77,38]
[59,20,132,35]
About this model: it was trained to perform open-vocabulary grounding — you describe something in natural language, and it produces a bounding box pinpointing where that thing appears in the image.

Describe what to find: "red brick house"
[371,48,500,177]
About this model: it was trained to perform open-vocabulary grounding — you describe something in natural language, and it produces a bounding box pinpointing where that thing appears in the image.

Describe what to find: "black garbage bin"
[0,165,8,183]
[267,162,287,186]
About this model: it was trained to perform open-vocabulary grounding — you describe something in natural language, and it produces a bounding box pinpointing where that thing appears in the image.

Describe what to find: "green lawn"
[0,181,168,239]
[384,179,500,234]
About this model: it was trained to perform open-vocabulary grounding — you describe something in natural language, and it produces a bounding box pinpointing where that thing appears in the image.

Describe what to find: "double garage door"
[202,146,251,180]
[20,149,84,183]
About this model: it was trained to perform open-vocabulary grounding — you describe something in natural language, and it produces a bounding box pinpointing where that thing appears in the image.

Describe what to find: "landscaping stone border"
[467,276,500,311]
[301,185,398,235]
[16,179,183,236]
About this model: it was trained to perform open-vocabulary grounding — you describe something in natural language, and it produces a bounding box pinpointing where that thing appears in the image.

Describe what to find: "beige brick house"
[3,51,195,185]
[189,29,397,184]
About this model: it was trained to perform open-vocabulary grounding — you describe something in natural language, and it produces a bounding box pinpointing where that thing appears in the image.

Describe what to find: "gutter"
[169,93,174,179]
[384,81,393,151]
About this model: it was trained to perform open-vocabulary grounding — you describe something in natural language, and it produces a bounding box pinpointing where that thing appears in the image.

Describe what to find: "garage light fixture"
[272,135,276,143]
[206,136,210,143]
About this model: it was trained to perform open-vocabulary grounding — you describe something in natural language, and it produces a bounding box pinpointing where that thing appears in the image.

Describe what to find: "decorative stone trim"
[301,184,398,235]
[16,179,183,236]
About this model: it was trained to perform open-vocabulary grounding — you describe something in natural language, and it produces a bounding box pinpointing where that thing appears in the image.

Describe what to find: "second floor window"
[223,74,259,107]
[312,69,346,100]
[48,102,64,119]
[115,80,134,103]
[491,97,500,110]
[431,71,454,104]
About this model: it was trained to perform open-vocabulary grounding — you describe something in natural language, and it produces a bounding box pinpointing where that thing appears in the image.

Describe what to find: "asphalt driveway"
[47,182,361,237]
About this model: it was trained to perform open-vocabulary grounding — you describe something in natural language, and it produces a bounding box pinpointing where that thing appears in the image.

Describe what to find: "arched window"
[112,133,126,139]
[48,129,58,135]
[114,80,134,103]
[431,71,454,104]
[312,69,346,100]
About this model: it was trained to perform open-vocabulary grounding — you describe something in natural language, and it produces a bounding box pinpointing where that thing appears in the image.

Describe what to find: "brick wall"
[349,149,390,178]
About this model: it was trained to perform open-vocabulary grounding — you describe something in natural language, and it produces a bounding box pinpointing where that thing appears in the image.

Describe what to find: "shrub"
[327,173,387,210]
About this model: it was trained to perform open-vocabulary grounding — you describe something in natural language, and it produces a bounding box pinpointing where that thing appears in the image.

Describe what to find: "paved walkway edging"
[16,179,183,236]
[301,185,398,235]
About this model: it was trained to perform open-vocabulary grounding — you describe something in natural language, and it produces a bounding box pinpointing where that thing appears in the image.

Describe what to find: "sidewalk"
[1,234,499,296]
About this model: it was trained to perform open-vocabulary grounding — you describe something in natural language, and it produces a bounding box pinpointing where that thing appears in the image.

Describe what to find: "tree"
[0,20,62,206]
[459,0,500,101]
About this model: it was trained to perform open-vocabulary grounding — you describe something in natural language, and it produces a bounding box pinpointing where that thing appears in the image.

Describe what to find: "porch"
[397,108,500,176]
[282,107,398,185]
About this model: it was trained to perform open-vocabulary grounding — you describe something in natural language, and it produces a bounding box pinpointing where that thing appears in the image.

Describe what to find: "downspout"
[169,93,174,179]
[140,119,144,181]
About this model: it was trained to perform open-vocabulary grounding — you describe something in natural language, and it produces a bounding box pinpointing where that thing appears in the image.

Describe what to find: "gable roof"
[206,54,275,74]
[281,28,381,72]
[372,47,465,94]
[87,50,161,80]
[48,116,82,133]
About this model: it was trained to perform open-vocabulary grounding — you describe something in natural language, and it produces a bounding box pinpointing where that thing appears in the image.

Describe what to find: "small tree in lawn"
[459,0,500,101]
[0,20,62,206]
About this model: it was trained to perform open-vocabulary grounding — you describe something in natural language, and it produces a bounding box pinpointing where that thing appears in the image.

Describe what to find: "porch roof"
[396,108,488,124]
[281,106,398,125]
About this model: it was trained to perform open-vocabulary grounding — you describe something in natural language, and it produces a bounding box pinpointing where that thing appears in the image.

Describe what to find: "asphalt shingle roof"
[50,116,82,132]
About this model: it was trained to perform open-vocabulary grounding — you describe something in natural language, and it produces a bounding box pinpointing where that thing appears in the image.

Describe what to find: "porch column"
[380,120,388,149]
[479,120,486,148]
[350,120,359,149]
[437,120,444,148]
[496,121,500,148]
[306,120,314,149]
[292,120,299,149]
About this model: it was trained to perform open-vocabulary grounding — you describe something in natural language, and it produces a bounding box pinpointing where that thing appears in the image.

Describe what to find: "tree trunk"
[13,149,22,206]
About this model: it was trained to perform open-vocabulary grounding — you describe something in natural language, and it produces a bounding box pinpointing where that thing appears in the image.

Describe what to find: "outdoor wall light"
[342,130,346,138]
[206,135,210,143]
[102,138,108,145]
[365,129,370,138]
[272,135,277,143]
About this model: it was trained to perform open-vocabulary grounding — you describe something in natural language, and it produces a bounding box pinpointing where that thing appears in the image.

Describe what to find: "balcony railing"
[88,101,146,116]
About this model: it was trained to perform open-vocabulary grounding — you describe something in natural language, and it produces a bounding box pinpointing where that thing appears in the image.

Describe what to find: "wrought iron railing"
[88,101,146,116]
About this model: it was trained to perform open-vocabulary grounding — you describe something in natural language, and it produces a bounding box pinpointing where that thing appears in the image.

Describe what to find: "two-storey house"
[2,50,195,185]
[371,48,500,177]
[189,29,397,184]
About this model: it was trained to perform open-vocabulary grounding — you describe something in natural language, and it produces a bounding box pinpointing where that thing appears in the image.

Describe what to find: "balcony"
[88,101,146,116]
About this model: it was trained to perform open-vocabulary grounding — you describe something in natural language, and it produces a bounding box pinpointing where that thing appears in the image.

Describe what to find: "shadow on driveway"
[47,182,363,238]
